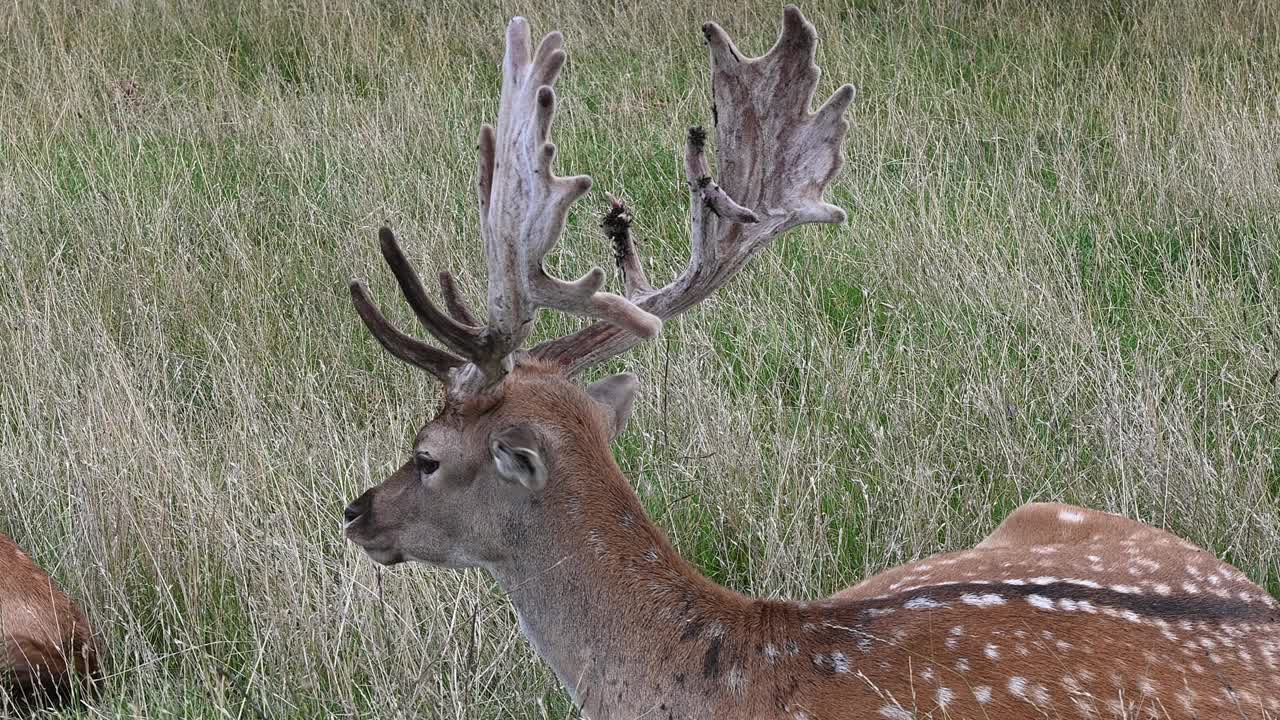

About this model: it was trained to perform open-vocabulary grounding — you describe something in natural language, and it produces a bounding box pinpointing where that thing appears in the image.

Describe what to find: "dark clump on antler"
[687,125,707,151]
[351,6,854,394]
[602,193,652,301]
[601,198,634,272]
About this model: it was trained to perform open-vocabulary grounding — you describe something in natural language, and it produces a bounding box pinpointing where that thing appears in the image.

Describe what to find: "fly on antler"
[350,6,853,394]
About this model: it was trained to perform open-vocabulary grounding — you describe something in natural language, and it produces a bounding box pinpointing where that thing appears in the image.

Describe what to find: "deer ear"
[490,425,547,491]
[586,372,640,441]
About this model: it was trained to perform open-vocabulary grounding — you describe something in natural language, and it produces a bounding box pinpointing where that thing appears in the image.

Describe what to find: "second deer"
[1,532,100,709]
[343,7,1280,719]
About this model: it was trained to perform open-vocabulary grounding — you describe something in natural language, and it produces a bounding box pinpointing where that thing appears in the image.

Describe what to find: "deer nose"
[344,491,373,524]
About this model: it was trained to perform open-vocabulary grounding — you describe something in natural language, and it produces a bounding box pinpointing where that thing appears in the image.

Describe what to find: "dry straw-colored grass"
[2,0,1278,717]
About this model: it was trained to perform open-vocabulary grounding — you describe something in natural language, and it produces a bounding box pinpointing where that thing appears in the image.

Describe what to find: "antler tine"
[531,6,855,375]
[349,226,486,382]
[437,271,480,327]
[349,280,466,383]
[377,228,488,359]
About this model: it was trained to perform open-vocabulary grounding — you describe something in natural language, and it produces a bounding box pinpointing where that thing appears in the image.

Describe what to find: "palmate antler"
[532,7,855,375]
[352,6,853,395]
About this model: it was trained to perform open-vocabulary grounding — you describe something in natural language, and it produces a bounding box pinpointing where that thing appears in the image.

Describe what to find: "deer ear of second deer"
[0,532,101,709]
[343,6,1280,720]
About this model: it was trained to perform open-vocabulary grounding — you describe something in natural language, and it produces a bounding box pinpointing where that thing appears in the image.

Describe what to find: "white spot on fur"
[878,705,913,720]
[1065,577,1103,589]
[1058,509,1086,523]
[905,596,947,610]
[961,593,1006,607]
[1134,557,1161,572]
[1027,594,1055,610]
[587,529,607,558]
[935,687,955,708]
[831,651,849,674]
[974,686,993,704]
[985,643,1001,660]
[1008,676,1028,699]
[725,664,746,696]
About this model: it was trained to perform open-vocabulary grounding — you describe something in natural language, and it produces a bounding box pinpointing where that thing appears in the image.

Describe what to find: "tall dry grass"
[1,0,1278,716]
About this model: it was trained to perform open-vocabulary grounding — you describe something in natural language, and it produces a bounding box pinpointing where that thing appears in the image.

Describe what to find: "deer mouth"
[344,524,403,565]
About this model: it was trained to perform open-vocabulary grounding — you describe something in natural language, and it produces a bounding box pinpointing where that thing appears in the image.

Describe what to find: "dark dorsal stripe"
[833,581,1280,624]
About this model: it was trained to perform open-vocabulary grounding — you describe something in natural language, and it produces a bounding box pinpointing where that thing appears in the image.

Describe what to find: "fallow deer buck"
[0,532,100,708]
[344,7,1280,718]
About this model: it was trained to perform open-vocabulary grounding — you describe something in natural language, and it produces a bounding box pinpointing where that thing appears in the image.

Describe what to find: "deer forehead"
[422,372,605,444]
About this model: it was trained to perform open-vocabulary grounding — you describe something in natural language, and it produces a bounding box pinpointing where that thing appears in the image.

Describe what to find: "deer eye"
[414,452,440,477]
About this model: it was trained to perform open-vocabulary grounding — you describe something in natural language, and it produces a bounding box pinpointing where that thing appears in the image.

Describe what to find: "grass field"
[2,0,1278,716]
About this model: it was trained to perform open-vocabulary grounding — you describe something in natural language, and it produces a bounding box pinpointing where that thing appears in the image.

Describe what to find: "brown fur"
[347,362,1280,719]
[0,533,100,708]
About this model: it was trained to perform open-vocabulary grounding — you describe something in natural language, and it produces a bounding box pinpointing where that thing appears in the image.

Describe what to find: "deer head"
[343,6,853,570]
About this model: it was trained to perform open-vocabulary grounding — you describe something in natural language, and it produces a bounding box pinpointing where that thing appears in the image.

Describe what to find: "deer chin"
[348,534,464,568]
[358,545,406,567]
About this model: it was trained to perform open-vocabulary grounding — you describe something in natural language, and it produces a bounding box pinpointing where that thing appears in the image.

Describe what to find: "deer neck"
[485,456,760,719]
